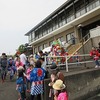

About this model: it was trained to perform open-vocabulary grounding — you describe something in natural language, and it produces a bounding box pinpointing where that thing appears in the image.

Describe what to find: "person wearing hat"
[53,79,68,100]
[48,63,65,100]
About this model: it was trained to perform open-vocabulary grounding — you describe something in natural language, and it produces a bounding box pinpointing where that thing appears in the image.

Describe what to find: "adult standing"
[71,34,75,45]
[30,60,45,100]
[20,51,27,70]
[39,57,48,79]
[0,53,8,83]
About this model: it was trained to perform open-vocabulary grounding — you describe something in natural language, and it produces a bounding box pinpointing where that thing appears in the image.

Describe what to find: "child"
[48,72,57,100]
[48,64,65,100]
[16,70,26,100]
[53,79,68,100]
[90,47,100,68]
[15,56,23,71]
[26,64,33,92]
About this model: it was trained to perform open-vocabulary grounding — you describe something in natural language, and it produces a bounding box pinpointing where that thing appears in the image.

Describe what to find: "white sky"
[0,0,67,55]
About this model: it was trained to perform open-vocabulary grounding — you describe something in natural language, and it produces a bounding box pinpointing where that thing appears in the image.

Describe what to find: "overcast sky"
[0,0,67,55]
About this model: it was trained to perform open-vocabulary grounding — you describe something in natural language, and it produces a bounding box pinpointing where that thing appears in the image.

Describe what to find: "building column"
[74,25,80,43]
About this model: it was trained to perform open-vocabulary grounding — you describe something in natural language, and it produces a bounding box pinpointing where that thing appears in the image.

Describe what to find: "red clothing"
[90,50,99,60]
[90,50,99,56]
[58,92,68,100]
[15,61,23,69]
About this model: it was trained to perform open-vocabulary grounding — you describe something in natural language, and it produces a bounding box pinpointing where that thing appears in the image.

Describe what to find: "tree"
[18,44,26,54]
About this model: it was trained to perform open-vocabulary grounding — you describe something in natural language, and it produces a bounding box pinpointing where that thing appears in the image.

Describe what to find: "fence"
[44,54,96,72]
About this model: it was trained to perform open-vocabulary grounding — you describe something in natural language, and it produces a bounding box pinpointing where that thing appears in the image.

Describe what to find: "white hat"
[53,79,66,90]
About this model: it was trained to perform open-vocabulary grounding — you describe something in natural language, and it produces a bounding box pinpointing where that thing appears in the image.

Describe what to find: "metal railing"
[44,54,95,72]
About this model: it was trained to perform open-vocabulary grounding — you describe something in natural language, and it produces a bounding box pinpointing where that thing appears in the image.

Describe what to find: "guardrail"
[44,54,95,72]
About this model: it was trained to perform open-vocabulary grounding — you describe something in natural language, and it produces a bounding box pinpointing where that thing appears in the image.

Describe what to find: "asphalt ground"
[0,75,18,100]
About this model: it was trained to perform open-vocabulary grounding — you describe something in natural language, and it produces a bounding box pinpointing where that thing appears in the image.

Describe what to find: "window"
[95,0,100,7]
[43,43,48,49]
[86,0,100,12]
[49,41,53,46]
[43,27,47,36]
[39,32,42,38]
[66,7,75,22]
[47,21,53,33]
[66,32,74,44]
[58,36,64,42]
[35,32,39,40]
[28,34,31,43]
[28,33,33,42]
[34,47,37,53]
[75,0,86,18]
[38,45,43,51]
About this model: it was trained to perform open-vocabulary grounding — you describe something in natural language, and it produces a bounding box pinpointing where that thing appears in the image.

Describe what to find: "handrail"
[80,32,90,43]
[44,54,92,72]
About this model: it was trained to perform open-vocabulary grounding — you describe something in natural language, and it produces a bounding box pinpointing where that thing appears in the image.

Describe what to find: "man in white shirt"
[20,51,27,70]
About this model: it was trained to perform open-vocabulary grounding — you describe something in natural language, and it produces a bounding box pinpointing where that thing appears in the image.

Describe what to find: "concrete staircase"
[68,43,82,55]
[67,33,90,56]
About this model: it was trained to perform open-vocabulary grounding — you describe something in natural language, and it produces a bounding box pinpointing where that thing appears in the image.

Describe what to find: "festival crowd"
[0,38,68,100]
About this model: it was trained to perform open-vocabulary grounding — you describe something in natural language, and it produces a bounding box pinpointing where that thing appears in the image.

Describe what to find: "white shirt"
[20,53,27,65]
[41,61,46,71]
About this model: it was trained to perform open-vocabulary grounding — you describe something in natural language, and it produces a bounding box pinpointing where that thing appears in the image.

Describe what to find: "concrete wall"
[92,36,100,47]
[43,69,100,100]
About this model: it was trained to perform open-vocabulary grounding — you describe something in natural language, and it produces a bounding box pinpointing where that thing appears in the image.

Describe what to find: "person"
[53,79,68,100]
[28,54,36,67]
[34,52,40,60]
[60,47,68,64]
[50,63,64,82]
[39,57,48,78]
[90,47,100,68]
[48,64,65,100]
[73,52,82,66]
[97,41,100,53]
[15,56,24,71]
[39,50,46,58]
[48,72,58,100]
[26,64,33,92]
[71,34,75,45]
[7,57,16,80]
[20,51,27,70]
[0,53,8,83]
[16,69,26,100]
[30,60,45,100]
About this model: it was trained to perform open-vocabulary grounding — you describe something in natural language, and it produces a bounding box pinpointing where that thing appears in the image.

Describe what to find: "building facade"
[25,0,100,53]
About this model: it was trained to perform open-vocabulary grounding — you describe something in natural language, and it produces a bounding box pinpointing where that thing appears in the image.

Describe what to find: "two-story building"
[25,0,100,53]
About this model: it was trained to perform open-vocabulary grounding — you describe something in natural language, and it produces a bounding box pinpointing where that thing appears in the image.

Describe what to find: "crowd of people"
[0,50,68,100]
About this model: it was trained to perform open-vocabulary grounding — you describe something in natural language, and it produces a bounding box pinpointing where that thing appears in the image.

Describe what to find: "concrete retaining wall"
[44,69,100,100]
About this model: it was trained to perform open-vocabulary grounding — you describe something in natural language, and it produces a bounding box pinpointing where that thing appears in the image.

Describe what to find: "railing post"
[44,56,47,65]
[66,56,68,72]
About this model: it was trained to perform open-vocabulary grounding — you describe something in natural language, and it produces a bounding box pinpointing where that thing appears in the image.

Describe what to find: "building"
[25,0,100,54]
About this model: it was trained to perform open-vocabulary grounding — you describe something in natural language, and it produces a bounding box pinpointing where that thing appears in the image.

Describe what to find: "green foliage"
[18,44,26,54]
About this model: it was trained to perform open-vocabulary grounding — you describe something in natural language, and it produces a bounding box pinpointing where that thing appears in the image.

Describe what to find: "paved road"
[87,94,100,100]
[0,76,18,100]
